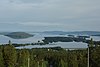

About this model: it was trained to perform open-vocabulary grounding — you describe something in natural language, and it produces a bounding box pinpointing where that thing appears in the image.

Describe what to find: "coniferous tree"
[3,45,17,67]
[17,49,30,67]
[0,46,5,67]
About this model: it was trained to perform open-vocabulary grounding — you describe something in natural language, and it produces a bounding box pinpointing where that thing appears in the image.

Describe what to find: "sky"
[0,0,100,32]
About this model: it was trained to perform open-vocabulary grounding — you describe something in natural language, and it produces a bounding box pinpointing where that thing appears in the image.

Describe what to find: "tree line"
[0,42,100,67]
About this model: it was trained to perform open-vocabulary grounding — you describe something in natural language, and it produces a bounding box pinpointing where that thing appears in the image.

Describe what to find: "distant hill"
[43,31,100,35]
[5,32,33,39]
[43,31,67,35]
[91,34,100,36]
[69,31,100,35]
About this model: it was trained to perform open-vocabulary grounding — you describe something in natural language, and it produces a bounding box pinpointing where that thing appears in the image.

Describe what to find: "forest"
[4,32,33,39]
[0,40,100,67]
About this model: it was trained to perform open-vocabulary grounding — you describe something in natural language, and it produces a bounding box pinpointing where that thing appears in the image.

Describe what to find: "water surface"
[0,33,100,49]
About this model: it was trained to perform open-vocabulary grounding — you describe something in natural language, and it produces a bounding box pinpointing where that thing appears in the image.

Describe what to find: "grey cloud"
[19,0,45,3]
[0,0,100,31]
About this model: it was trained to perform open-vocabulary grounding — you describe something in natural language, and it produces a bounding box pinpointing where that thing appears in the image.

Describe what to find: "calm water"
[0,33,67,44]
[16,42,88,49]
[0,33,100,48]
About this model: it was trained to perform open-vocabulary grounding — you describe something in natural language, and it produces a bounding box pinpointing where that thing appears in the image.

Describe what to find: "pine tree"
[0,46,5,67]
[89,38,94,47]
[3,45,17,67]
[8,40,12,45]
[17,49,30,67]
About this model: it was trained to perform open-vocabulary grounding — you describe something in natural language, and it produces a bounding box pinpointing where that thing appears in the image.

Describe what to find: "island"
[5,32,33,39]
[42,36,87,44]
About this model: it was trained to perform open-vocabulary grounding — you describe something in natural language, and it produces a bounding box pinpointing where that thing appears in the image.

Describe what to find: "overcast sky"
[0,0,100,32]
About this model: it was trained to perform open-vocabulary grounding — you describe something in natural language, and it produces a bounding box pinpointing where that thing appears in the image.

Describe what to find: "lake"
[16,42,88,49]
[0,32,100,49]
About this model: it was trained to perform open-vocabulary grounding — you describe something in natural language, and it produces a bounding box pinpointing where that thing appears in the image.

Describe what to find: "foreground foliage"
[0,44,100,67]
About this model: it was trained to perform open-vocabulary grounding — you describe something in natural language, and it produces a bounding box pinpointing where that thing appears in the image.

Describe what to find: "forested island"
[4,32,33,39]
[42,36,92,44]
[43,36,87,43]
